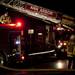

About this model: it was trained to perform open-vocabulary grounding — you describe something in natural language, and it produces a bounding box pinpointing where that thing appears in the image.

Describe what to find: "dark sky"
[22,0,75,17]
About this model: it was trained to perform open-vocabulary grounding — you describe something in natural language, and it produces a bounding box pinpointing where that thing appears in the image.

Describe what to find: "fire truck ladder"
[0,0,74,31]
[0,0,61,24]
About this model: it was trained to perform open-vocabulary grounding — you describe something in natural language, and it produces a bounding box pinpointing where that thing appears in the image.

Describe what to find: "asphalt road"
[0,56,75,75]
[0,65,75,75]
[6,56,68,69]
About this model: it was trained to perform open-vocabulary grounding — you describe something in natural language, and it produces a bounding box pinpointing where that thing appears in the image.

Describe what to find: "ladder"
[0,0,61,23]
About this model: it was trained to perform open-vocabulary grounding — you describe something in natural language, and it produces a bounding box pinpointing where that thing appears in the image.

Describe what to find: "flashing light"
[57,27,64,31]
[0,18,24,30]
[16,22,22,27]
[15,18,24,28]
[58,40,67,47]
[21,56,25,60]
[57,45,62,49]
[16,40,20,45]
[63,42,67,46]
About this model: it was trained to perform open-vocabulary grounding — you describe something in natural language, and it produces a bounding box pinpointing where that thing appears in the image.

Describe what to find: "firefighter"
[66,34,75,69]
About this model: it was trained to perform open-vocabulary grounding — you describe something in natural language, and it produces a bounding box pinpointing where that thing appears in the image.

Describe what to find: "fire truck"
[0,12,25,65]
[0,0,74,66]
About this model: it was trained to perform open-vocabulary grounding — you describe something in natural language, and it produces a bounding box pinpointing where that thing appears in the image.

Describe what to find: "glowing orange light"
[63,42,67,46]
[8,24,16,26]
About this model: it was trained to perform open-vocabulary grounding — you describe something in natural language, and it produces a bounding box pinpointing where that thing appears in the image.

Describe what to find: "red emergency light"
[0,18,24,30]
[16,22,22,27]
[0,23,22,30]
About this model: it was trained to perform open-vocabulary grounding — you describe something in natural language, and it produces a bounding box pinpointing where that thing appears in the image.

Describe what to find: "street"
[0,64,75,75]
[5,52,68,69]
[0,54,75,75]
[2,55,68,69]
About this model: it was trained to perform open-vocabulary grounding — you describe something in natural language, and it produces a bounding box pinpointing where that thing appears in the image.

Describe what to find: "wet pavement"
[0,57,75,75]
[0,58,70,75]
[5,56,68,69]
[0,66,75,75]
